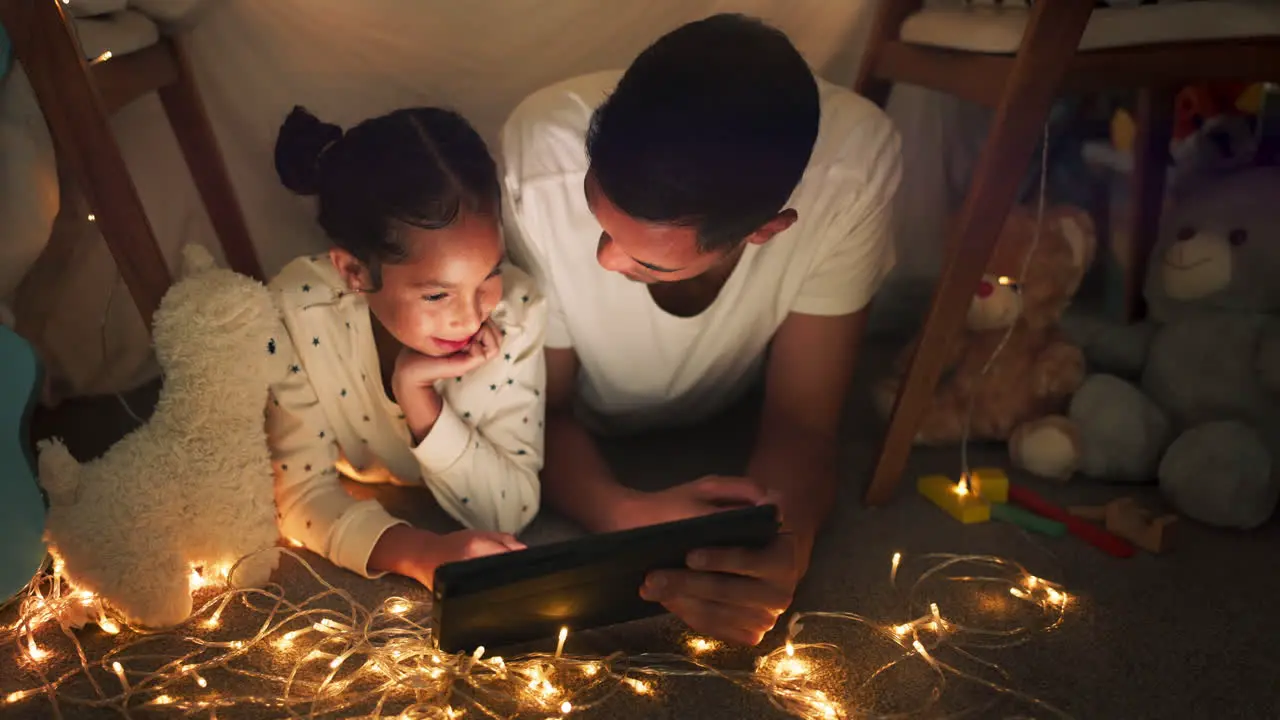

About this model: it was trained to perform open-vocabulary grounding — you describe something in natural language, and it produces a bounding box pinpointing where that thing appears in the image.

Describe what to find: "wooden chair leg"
[852,0,924,107]
[863,1,1096,506]
[0,0,171,329]
[157,36,264,281]
[1122,86,1175,321]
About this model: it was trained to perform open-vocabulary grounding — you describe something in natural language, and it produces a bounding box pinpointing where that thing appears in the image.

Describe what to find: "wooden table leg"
[1122,86,1175,321]
[158,36,264,282]
[863,0,1096,506]
[1,0,172,328]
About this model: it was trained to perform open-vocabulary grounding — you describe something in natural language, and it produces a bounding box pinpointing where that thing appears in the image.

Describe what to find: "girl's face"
[332,212,505,358]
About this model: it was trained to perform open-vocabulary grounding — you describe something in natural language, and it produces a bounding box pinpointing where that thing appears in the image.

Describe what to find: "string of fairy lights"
[0,548,1072,719]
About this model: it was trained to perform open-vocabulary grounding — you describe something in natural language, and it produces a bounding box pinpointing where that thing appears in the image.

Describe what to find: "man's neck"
[646,243,747,318]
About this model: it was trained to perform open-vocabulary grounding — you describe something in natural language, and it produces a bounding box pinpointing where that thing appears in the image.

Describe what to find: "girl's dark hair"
[274,105,500,288]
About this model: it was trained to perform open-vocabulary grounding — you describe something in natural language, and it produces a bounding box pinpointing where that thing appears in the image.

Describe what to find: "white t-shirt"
[501,70,901,434]
[266,256,546,577]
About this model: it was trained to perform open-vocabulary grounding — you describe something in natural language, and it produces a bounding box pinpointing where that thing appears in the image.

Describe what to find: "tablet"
[430,504,780,653]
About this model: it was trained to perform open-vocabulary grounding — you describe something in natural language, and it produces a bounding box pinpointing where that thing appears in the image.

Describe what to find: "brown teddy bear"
[874,204,1097,480]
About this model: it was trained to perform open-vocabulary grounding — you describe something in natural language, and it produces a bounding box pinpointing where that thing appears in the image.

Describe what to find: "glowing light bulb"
[288,537,304,548]
[153,695,172,705]
[86,214,96,222]
[1010,587,1029,599]
[1025,575,1039,589]
[388,601,410,615]
[560,700,572,714]
[6,690,30,703]
[892,623,911,638]
[912,639,933,663]
[555,626,568,658]
[955,476,970,496]
[775,656,807,678]
[205,610,222,628]
[190,570,206,591]
[623,677,651,694]
[785,640,796,656]
[997,275,1013,285]
[26,638,48,662]
[329,656,344,669]
[53,557,65,574]
[890,551,902,584]
[687,636,719,654]
[99,616,120,635]
[581,663,599,676]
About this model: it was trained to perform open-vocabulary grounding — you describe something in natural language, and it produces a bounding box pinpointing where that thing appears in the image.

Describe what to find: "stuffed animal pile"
[1064,166,1280,529]
[874,204,1097,480]
[37,245,286,628]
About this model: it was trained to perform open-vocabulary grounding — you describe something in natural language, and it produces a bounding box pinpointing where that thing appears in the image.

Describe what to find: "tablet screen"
[431,504,780,652]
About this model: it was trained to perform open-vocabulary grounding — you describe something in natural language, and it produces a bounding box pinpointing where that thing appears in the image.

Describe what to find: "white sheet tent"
[1,0,991,399]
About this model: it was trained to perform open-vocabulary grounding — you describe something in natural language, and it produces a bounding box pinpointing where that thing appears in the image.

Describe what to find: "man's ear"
[746,209,798,246]
[329,248,372,292]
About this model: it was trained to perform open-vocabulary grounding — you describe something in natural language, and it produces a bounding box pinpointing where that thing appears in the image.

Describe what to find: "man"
[501,14,902,646]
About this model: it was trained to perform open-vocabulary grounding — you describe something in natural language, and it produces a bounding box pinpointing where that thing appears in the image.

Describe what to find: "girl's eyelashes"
[424,292,448,303]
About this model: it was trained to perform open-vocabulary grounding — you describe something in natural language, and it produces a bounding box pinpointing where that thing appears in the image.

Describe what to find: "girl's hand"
[392,320,502,390]
[370,525,525,590]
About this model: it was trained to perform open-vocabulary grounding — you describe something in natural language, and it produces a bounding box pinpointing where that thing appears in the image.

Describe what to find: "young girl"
[266,105,546,589]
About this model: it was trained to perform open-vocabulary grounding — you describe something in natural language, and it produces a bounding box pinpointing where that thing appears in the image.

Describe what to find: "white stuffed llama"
[37,245,285,628]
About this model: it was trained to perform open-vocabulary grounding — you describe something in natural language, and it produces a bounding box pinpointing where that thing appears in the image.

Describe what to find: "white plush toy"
[37,245,285,628]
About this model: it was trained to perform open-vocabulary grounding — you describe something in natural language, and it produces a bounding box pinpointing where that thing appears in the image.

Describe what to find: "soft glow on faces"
[584,172,736,284]
[333,212,505,358]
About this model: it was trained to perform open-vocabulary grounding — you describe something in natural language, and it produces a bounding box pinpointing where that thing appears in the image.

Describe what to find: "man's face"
[584,172,731,284]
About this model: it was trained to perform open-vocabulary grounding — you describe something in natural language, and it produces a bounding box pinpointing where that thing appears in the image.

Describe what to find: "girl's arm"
[409,271,547,536]
[267,335,409,578]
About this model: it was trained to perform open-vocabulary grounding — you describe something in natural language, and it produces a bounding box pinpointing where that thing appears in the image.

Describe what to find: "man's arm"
[539,347,636,532]
[747,307,869,574]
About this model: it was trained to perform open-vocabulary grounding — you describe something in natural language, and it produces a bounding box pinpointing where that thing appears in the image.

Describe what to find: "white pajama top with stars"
[265,255,547,578]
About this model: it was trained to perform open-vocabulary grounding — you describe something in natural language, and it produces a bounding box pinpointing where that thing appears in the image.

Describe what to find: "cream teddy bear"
[37,245,285,628]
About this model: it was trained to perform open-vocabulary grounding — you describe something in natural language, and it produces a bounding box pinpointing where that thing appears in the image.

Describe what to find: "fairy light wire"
[959,122,1053,486]
[0,549,1072,719]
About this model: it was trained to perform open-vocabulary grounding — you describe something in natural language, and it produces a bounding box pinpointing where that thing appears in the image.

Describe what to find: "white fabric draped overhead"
[8,0,988,397]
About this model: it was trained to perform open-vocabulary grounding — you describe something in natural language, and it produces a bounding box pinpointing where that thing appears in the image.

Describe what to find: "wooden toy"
[918,471,1066,535]
[968,467,1009,503]
[1066,498,1178,554]
[918,474,990,524]
[991,502,1067,537]
[1105,498,1177,554]
[1008,486,1135,558]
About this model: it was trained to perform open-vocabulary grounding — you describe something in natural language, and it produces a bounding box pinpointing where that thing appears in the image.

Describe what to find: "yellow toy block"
[969,467,1009,503]
[917,475,990,524]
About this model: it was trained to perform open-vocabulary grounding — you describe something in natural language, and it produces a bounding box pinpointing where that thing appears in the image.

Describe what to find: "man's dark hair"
[586,14,820,253]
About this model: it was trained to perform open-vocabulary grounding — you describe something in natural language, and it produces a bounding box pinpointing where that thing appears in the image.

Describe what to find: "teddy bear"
[36,244,286,628]
[874,203,1097,480]
[1060,166,1280,529]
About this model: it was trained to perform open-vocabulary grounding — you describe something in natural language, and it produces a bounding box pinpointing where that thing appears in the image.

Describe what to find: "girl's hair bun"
[274,105,343,196]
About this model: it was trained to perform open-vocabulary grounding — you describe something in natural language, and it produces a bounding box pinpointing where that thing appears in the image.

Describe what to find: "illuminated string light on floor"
[0,549,1072,719]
